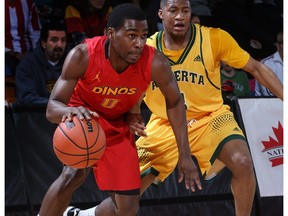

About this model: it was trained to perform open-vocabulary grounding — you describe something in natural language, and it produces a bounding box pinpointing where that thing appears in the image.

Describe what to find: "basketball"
[53,117,106,169]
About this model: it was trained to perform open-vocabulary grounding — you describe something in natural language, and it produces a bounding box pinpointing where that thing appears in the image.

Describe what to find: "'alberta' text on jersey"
[151,70,204,90]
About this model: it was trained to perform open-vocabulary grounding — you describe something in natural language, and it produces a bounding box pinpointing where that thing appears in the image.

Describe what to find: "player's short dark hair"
[160,0,168,8]
[160,0,191,8]
[107,3,147,31]
[40,21,67,42]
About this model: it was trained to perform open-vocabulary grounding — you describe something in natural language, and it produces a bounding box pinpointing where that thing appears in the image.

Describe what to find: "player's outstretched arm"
[151,50,202,192]
[46,44,98,124]
[243,57,283,100]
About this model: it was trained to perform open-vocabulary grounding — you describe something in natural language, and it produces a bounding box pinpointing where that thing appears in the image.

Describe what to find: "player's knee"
[234,154,254,174]
[117,202,139,216]
[115,196,140,216]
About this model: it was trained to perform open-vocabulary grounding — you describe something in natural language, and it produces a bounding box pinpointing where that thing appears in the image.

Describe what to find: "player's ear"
[158,9,163,19]
[107,27,114,39]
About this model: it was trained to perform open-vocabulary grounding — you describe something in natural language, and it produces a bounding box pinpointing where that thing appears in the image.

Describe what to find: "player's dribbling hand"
[126,112,147,137]
[61,106,99,122]
[177,156,202,192]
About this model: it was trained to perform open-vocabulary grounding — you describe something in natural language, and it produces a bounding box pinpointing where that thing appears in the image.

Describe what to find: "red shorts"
[93,116,141,191]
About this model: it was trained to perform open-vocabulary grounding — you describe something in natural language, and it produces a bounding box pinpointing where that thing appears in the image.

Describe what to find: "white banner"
[238,98,283,197]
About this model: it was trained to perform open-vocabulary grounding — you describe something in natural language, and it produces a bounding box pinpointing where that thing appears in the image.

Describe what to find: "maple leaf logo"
[261,121,283,167]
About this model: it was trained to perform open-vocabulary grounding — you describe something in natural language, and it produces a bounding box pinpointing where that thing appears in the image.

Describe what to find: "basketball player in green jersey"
[66,0,283,215]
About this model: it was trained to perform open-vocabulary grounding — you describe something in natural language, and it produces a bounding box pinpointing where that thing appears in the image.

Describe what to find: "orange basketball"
[53,117,106,169]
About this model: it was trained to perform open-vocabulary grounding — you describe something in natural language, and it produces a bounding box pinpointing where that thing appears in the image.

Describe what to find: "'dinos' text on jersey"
[92,87,137,95]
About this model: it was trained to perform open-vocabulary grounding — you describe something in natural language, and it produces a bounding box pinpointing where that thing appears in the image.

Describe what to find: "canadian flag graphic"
[261,122,283,167]
[238,98,283,197]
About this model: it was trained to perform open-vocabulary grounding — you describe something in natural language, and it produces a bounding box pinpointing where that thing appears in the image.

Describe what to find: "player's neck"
[105,38,129,73]
[162,29,191,51]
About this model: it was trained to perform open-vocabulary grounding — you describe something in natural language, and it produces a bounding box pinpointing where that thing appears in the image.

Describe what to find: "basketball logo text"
[86,121,94,133]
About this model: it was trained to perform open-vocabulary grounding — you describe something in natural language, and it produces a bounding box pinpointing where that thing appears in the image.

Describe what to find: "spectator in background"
[137,0,162,36]
[191,0,211,16]
[15,21,69,105]
[255,29,283,97]
[5,0,42,76]
[65,0,112,47]
[221,61,251,100]
[191,14,201,24]
[190,0,215,26]
[34,0,68,24]
[210,0,279,59]
[249,0,283,40]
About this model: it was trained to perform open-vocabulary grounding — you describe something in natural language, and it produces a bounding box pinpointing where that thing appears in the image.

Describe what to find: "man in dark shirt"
[15,21,69,105]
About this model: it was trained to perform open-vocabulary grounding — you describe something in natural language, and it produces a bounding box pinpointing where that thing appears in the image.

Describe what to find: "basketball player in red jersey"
[38,4,201,216]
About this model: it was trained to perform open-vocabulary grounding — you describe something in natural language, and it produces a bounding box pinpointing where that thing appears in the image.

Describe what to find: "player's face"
[42,30,67,62]
[110,19,148,65]
[159,0,192,37]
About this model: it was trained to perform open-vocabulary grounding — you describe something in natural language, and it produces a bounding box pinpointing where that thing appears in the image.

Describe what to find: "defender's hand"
[126,112,147,137]
[177,156,202,192]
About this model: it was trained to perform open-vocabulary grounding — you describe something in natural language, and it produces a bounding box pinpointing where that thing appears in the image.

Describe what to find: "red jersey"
[69,36,154,120]
[68,36,155,191]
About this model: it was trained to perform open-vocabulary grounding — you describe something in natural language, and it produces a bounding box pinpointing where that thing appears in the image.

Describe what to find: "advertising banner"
[238,98,283,197]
